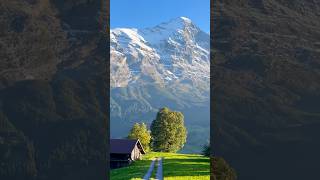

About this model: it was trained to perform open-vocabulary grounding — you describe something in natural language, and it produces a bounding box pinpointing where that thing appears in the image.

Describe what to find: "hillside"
[0,0,108,179]
[212,0,320,179]
[110,17,210,153]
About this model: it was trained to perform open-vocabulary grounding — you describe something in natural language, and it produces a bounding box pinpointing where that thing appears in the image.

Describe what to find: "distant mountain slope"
[212,0,320,179]
[110,17,209,88]
[0,0,107,179]
[110,17,210,153]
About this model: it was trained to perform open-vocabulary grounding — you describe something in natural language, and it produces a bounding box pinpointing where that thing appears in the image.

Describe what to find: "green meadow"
[110,152,210,180]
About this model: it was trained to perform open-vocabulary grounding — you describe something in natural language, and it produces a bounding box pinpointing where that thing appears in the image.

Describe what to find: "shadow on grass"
[163,158,210,177]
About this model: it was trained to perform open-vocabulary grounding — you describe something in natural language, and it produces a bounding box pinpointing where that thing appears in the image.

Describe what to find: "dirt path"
[155,158,163,180]
[143,159,156,180]
[143,157,163,180]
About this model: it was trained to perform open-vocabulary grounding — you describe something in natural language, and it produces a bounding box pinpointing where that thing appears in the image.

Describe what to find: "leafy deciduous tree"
[150,107,187,153]
[127,123,151,152]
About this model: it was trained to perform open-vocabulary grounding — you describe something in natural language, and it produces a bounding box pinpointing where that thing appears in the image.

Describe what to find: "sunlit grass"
[158,153,210,180]
[110,152,210,180]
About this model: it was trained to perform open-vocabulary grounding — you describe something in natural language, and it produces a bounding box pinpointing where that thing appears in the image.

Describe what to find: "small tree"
[127,123,151,152]
[151,107,187,153]
[202,143,211,157]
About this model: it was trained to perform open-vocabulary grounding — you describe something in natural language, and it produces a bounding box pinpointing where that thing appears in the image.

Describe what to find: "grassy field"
[110,152,210,180]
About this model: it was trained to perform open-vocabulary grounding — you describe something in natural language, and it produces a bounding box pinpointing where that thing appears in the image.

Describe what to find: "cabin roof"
[110,139,146,155]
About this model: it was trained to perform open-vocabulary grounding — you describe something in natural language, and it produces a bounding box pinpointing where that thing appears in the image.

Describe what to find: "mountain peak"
[179,16,192,23]
[111,17,208,50]
[152,16,195,31]
[165,16,194,27]
[111,16,209,88]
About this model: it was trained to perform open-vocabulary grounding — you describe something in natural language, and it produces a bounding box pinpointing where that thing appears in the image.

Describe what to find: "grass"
[110,153,155,180]
[110,152,210,180]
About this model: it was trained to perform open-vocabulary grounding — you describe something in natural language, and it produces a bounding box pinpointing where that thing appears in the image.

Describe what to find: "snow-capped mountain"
[110,17,209,89]
[110,17,210,153]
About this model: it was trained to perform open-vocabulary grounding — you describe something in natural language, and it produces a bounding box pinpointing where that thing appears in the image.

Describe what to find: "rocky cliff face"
[110,17,209,88]
[110,17,210,153]
[212,0,320,179]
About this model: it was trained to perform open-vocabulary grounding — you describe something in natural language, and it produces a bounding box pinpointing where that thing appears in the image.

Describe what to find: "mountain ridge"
[110,17,209,88]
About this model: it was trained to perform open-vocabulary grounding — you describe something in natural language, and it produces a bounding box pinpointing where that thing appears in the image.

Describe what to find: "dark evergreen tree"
[202,143,211,157]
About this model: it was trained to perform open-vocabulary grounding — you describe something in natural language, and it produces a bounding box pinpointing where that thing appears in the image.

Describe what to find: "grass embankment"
[110,152,210,180]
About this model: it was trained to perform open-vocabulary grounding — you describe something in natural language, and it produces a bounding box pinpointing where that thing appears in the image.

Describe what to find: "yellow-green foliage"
[128,123,151,152]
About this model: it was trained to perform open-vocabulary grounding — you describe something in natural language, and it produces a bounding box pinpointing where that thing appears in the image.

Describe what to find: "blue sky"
[111,0,210,33]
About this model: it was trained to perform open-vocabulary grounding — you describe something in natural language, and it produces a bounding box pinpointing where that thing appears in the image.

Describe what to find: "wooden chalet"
[110,139,146,169]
